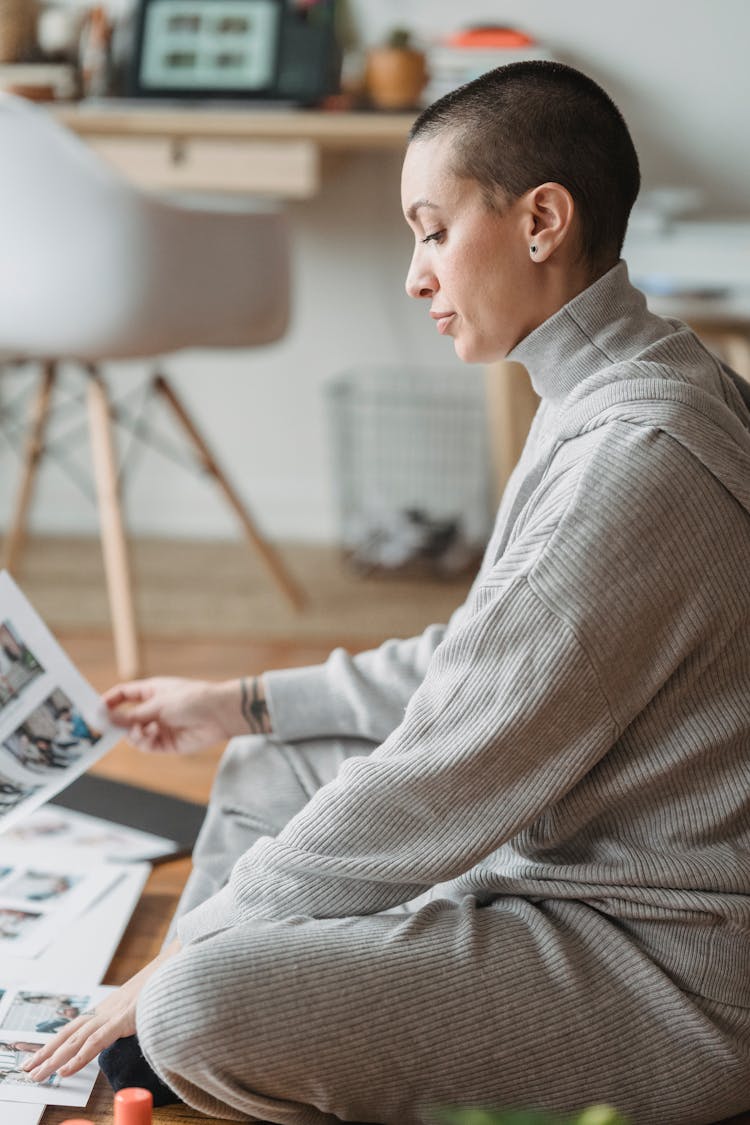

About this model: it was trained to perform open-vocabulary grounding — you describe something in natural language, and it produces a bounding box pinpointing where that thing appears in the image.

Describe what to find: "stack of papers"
[4,802,178,863]
[0,845,151,1123]
[0,572,167,1119]
[0,843,150,981]
[423,31,550,105]
[0,848,151,1123]
[0,842,127,958]
[0,982,111,1107]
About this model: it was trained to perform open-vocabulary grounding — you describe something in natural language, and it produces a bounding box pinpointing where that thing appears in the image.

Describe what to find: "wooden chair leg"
[3,361,57,574]
[152,373,306,611]
[484,360,540,504]
[86,369,140,680]
[721,332,750,382]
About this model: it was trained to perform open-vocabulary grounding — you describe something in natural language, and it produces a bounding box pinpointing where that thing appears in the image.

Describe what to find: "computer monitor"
[129,0,339,104]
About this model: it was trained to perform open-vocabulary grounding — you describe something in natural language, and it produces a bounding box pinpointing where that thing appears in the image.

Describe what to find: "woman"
[25,62,750,1124]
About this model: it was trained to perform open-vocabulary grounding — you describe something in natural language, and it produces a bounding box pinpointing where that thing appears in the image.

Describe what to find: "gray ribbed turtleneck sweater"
[179,262,750,1005]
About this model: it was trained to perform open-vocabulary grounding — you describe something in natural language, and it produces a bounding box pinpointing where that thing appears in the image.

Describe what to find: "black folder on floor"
[51,774,207,863]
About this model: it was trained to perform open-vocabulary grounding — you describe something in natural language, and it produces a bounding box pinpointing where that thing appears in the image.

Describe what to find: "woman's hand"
[23,940,181,1083]
[103,676,249,754]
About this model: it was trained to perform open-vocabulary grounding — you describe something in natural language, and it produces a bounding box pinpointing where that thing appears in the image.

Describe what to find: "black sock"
[98,1034,181,1107]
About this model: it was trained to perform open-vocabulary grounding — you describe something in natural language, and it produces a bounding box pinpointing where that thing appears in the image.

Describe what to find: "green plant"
[386,26,414,50]
[435,1104,629,1125]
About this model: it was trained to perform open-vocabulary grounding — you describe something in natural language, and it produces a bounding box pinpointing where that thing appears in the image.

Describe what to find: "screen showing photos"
[139,0,281,90]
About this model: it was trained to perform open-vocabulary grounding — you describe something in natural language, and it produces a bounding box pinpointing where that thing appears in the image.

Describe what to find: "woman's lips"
[433,313,455,335]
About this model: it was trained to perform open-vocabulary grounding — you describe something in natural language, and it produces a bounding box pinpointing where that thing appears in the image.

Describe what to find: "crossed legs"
[131,734,750,1125]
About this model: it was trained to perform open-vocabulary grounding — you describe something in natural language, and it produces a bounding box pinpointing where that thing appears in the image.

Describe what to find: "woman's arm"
[104,675,271,754]
[176,426,733,936]
[177,572,619,940]
[105,607,468,754]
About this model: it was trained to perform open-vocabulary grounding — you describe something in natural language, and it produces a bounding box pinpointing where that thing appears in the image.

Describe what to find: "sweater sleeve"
[177,424,723,940]
[263,597,471,745]
[261,486,513,745]
[177,573,618,940]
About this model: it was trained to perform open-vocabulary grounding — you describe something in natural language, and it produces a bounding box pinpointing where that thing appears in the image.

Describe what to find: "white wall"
[2,0,749,542]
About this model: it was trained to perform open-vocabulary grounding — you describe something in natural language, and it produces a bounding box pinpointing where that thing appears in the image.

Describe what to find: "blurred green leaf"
[435,1110,564,1125]
[574,1108,628,1125]
[434,1104,628,1125]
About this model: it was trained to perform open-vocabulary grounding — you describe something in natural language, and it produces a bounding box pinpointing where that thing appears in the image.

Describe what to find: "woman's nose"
[405,250,438,299]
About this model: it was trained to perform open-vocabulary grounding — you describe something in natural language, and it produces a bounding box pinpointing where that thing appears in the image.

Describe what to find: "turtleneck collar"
[508,260,669,403]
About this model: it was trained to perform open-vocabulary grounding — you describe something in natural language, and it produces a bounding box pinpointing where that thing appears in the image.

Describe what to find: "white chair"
[0,92,305,677]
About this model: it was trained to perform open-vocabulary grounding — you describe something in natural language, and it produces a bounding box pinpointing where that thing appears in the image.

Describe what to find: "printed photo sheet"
[0,981,111,1105]
[3,803,178,863]
[0,844,122,959]
[0,571,118,834]
[2,862,151,990]
[5,1103,42,1125]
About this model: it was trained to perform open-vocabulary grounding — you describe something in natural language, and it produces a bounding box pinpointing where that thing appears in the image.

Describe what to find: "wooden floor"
[33,631,750,1125]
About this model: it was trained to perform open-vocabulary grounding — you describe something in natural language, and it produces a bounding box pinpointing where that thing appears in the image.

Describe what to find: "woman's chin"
[453,336,478,364]
[454,337,501,365]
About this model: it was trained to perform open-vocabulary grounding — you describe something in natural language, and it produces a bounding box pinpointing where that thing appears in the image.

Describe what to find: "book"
[52,775,206,862]
[0,63,76,99]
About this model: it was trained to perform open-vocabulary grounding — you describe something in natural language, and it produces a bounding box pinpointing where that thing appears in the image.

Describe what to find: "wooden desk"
[51,104,415,198]
[625,219,750,380]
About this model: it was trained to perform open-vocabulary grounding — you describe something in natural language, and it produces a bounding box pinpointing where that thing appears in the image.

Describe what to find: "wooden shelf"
[50,104,415,197]
[52,104,416,150]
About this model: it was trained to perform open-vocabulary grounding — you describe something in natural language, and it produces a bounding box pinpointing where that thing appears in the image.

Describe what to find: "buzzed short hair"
[409,61,640,270]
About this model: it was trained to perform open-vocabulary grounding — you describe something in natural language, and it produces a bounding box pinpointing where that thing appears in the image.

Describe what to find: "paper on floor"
[2,860,151,989]
[3,1104,42,1125]
[3,802,178,863]
[0,844,123,959]
[0,982,111,1105]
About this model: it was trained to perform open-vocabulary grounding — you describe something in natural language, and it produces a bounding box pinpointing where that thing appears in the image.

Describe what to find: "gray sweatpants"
[136,736,750,1125]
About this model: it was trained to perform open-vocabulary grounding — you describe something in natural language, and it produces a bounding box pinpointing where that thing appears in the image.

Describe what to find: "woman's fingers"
[23,1011,115,1081]
[25,943,180,1084]
[129,720,175,754]
[25,1004,135,1081]
[105,681,176,729]
[109,697,162,726]
[55,1017,123,1077]
[144,720,175,752]
[22,1012,86,1069]
[103,681,153,708]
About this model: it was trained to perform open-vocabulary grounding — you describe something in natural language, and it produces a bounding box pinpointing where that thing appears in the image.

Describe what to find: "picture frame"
[128,0,286,100]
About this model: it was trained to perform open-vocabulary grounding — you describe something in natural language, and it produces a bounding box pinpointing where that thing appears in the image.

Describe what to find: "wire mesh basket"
[325,365,493,576]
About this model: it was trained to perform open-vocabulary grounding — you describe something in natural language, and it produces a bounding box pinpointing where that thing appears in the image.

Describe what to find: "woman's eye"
[421,230,445,245]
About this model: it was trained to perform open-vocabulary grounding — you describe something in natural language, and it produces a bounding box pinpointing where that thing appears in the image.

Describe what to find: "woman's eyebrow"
[406,199,440,222]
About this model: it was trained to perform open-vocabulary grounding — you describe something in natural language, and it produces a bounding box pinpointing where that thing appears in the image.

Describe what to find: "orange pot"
[366,46,427,110]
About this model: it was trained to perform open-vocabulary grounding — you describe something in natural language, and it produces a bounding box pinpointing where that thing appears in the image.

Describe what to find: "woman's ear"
[525,182,576,262]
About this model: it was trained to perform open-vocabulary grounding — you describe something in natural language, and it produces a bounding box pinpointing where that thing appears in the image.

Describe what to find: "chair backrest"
[0,93,290,360]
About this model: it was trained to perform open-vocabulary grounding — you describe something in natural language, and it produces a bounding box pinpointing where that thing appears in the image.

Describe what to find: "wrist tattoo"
[240,676,272,735]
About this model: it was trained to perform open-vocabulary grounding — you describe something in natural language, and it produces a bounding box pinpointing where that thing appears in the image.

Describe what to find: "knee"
[136,945,224,1080]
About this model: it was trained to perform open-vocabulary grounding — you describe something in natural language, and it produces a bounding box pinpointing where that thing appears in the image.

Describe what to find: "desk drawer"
[89,136,320,198]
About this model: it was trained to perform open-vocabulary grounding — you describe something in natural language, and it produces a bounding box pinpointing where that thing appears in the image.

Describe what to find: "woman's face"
[401,133,538,364]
